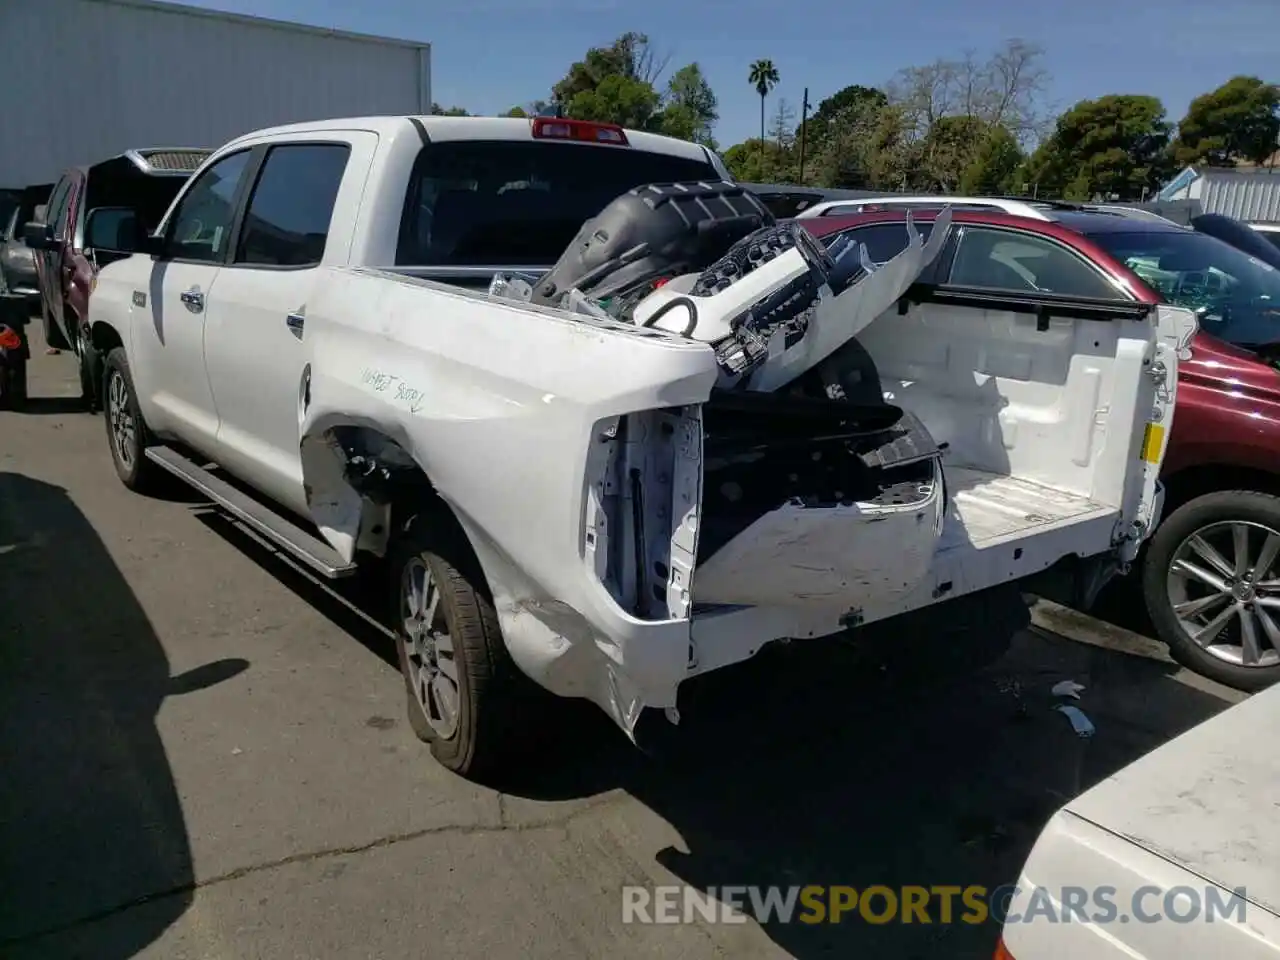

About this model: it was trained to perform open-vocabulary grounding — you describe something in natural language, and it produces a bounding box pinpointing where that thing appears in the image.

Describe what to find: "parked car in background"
[1249,221,1280,251]
[996,682,1280,959]
[1191,213,1280,269]
[802,207,1280,691]
[23,148,210,408]
[0,183,52,303]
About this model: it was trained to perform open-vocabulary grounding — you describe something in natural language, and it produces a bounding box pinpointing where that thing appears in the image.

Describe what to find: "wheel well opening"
[91,321,123,355]
[1162,464,1280,515]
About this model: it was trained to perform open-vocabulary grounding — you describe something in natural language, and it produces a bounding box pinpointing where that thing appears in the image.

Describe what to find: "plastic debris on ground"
[1050,679,1085,700]
[1054,704,1096,738]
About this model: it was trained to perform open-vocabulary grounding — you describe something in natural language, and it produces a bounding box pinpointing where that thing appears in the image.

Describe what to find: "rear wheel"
[1143,491,1280,691]
[391,512,542,780]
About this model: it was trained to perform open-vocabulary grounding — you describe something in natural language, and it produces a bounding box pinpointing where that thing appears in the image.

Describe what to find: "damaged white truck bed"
[86,115,1195,779]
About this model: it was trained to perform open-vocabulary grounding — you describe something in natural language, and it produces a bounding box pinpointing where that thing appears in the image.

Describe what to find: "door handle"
[285,313,305,335]
[179,288,204,311]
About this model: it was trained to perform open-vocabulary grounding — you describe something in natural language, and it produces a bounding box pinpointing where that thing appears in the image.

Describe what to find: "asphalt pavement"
[1,327,1246,960]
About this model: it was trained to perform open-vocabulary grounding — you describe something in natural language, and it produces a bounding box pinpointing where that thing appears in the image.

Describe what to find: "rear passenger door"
[203,135,370,517]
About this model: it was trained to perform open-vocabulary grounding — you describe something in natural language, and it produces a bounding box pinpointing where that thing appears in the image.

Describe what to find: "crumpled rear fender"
[297,268,721,733]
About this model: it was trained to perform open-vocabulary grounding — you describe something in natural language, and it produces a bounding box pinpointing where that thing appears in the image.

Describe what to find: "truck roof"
[222,115,715,166]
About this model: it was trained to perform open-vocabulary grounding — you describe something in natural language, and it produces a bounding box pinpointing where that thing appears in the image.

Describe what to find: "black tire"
[0,356,26,410]
[42,300,69,351]
[1143,490,1280,692]
[391,512,541,781]
[72,315,101,412]
[102,347,165,493]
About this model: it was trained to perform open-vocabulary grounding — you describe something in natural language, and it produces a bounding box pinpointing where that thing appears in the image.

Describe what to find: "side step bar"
[145,445,358,579]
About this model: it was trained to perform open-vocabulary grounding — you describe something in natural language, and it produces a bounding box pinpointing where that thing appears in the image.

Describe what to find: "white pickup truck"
[83,115,1195,779]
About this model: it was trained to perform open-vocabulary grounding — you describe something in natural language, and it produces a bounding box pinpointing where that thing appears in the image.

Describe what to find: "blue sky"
[183,0,1278,146]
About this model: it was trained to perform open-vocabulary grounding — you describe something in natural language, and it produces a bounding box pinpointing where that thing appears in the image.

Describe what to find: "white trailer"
[0,0,431,185]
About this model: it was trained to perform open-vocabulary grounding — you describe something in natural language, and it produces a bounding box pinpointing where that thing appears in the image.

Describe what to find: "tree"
[723,139,781,183]
[504,106,528,118]
[959,125,1024,194]
[430,103,470,116]
[769,97,796,152]
[656,63,718,145]
[748,59,780,146]
[885,39,1049,188]
[805,84,887,148]
[553,32,667,109]
[809,102,912,190]
[1019,95,1173,200]
[567,73,660,129]
[889,39,1049,145]
[1172,76,1280,167]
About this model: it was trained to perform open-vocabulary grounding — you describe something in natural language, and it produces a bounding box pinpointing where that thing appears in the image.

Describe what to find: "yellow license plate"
[1142,423,1166,463]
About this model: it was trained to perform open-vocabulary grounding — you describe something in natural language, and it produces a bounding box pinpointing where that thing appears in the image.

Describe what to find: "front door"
[202,139,358,516]
[128,149,255,452]
[34,176,73,338]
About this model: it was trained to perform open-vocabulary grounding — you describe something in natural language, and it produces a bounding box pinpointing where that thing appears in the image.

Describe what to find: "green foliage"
[436,35,1277,205]
[656,64,719,146]
[552,32,660,108]
[806,85,887,147]
[809,100,909,189]
[1022,95,1172,200]
[430,103,470,117]
[567,74,661,129]
[546,35,717,142]
[959,125,1023,194]
[1172,76,1280,167]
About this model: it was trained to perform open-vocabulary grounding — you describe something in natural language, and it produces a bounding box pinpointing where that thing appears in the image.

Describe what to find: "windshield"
[1088,228,1280,348]
[397,141,718,267]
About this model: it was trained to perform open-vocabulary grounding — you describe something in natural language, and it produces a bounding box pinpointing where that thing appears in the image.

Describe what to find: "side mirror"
[21,220,56,250]
[85,206,143,254]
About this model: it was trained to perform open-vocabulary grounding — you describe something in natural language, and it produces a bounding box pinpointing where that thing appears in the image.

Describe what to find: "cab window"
[163,151,253,263]
[948,227,1120,298]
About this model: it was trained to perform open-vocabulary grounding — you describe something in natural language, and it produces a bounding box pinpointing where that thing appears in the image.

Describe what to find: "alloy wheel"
[400,558,461,739]
[1166,520,1280,668]
[106,370,136,471]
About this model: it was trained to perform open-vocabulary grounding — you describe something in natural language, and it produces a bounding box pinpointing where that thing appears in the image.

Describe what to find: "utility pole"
[797,87,810,185]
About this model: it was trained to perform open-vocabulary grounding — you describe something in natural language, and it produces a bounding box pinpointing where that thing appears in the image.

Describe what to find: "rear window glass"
[396,141,718,266]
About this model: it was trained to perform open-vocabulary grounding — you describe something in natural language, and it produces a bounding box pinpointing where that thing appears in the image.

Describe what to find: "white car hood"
[1064,684,1280,916]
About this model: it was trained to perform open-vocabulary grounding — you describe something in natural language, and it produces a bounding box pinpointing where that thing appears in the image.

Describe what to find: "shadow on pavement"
[0,472,246,959]
[188,511,1239,959]
[11,396,89,416]
[512,605,1237,958]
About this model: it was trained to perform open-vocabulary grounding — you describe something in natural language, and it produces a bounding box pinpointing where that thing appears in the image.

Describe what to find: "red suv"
[22,148,210,409]
[803,208,1280,691]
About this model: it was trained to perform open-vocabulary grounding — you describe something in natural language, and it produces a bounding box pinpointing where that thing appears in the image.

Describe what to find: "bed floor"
[940,466,1117,553]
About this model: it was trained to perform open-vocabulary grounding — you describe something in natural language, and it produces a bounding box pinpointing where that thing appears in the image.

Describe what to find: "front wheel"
[0,356,26,410]
[102,348,165,493]
[72,317,101,412]
[391,513,541,781]
[1143,490,1280,691]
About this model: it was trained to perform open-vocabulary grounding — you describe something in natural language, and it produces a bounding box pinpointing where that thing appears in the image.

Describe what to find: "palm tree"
[748,59,780,146]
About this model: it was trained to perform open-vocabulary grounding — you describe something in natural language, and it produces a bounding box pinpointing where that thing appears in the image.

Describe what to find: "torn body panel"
[298,268,721,736]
